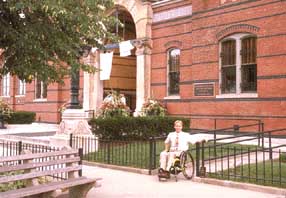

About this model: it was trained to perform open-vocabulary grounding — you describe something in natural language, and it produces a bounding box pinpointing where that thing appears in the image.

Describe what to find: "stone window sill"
[216,93,258,99]
[164,95,181,100]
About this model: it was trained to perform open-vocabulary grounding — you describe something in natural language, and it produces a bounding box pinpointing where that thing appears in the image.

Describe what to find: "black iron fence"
[0,139,83,180]
[70,134,161,173]
[1,122,285,189]
[197,128,286,188]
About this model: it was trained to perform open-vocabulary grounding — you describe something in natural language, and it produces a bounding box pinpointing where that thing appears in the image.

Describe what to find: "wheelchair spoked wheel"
[180,151,195,180]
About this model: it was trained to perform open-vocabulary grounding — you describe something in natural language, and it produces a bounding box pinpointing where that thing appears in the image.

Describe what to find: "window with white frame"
[35,79,47,99]
[167,48,180,96]
[219,34,257,95]
[18,80,26,95]
[2,73,10,96]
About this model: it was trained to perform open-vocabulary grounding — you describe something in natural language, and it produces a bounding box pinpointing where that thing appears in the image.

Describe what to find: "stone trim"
[216,24,260,40]
[153,5,192,23]
[151,0,185,8]
[164,40,183,50]
[193,0,282,21]
[160,97,286,102]
[194,12,285,32]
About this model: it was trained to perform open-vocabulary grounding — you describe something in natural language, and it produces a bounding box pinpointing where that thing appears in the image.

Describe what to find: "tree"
[0,0,118,83]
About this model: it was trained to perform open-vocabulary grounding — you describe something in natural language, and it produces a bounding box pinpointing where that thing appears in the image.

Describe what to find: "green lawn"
[83,140,260,169]
[209,160,286,188]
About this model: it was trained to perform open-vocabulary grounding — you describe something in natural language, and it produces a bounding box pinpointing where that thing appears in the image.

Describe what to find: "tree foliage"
[0,0,117,83]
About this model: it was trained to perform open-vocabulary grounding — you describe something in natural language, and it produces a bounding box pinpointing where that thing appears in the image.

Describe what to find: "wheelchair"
[158,151,195,182]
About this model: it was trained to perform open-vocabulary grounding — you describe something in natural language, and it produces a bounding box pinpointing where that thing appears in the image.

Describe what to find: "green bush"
[89,116,190,139]
[7,111,36,124]
[0,171,26,192]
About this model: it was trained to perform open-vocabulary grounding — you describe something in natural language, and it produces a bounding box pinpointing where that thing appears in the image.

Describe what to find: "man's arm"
[165,142,170,152]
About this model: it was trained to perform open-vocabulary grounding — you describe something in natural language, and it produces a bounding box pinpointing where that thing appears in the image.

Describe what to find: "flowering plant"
[0,99,11,118]
[98,91,130,118]
[141,99,167,117]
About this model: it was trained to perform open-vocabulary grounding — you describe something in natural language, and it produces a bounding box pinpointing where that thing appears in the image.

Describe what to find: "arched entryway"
[113,0,153,115]
[82,0,152,116]
[103,7,137,112]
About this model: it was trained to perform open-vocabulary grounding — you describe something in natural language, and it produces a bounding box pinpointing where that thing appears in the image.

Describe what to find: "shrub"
[7,111,36,124]
[89,116,190,139]
[0,171,26,192]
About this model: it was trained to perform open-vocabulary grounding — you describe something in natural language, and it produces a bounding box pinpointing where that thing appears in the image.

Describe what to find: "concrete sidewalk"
[82,165,285,198]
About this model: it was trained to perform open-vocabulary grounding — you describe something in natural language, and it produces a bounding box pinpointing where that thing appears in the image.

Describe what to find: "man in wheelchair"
[159,120,208,179]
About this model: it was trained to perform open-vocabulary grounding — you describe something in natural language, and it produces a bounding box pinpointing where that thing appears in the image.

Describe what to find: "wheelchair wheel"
[180,151,195,180]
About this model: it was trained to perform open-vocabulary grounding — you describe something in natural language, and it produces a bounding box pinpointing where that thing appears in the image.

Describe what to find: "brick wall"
[151,0,286,131]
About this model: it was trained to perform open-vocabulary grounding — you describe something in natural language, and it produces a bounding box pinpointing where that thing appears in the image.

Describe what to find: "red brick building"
[1,0,286,131]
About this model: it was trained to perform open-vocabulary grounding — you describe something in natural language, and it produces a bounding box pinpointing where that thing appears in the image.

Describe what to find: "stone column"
[90,50,103,113]
[83,50,103,117]
[133,39,152,116]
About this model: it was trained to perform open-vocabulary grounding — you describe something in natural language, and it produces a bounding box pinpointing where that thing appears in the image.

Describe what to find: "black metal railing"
[1,122,285,189]
[197,128,286,188]
[70,134,161,172]
[0,139,83,180]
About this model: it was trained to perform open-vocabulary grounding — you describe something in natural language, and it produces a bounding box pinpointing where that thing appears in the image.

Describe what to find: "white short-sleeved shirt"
[165,131,207,151]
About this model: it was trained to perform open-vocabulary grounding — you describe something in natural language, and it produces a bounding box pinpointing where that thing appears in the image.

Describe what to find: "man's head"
[174,120,183,133]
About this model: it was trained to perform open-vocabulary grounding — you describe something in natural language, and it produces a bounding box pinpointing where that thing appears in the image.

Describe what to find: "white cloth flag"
[119,40,134,57]
[100,51,114,80]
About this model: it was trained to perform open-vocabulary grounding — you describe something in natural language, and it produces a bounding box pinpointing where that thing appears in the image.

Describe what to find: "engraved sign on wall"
[153,6,192,23]
[194,83,214,97]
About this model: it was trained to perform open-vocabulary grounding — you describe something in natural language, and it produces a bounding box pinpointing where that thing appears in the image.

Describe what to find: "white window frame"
[165,48,181,99]
[17,80,26,96]
[34,79,47,101]
[217,33,258,98]
[2,73,10,97]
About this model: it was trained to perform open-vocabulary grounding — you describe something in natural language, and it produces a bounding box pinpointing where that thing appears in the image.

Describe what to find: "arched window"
[167,48,180,96]
[219,34,257,95]
[241,37,257,92]
[221,39,236,93]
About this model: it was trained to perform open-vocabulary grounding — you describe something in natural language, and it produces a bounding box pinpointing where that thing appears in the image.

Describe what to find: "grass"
[83,139,260,169]
[209,159,286,188]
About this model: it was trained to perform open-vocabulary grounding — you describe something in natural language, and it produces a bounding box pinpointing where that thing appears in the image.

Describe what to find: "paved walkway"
[1,124,286,197]
[83,165,285,198]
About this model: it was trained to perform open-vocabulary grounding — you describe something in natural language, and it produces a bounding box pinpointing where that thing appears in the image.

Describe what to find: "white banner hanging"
[99,51,114,80]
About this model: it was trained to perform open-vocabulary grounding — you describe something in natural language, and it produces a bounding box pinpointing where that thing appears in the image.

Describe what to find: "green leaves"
[0,0,117,84]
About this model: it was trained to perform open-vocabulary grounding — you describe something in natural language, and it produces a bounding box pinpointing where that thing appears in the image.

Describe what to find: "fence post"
[261,123,264,149]
[195,142,200,177]
[258,121,261,146]
[153,137,156,170]
[18,141,22,165]
[200,141,206,177]
[268,132,272,160]
[107,141,111,164]
[149,137,155,175]
[78,148,83,177]
[18,141,22,155]
[69,133,73,147]
[233,125,239,133]
[214,118,217,130]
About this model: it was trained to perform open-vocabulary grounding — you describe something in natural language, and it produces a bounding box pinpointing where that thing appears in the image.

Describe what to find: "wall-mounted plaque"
[194,83,214,96]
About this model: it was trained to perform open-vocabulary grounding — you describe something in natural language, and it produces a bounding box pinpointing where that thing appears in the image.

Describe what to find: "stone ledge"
[83,161,158,175]
[193,177,286,196]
